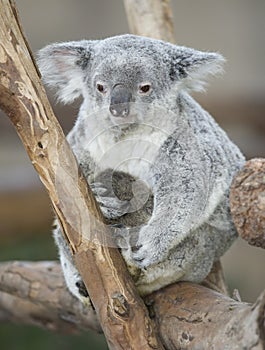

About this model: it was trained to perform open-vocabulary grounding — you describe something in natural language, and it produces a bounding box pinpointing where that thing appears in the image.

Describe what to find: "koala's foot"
[66,276,91,306]
[59,252,92,306]
[75,280,95,308]
[75,280,89,298]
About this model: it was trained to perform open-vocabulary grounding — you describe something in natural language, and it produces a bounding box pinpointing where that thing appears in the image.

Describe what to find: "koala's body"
[38,35,245,303]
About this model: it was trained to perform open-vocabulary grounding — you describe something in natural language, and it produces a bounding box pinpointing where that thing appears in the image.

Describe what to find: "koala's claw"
[90,182,108,195]
[93,189,130,219]
[90,182,129,218]
[133,256,145,263]
[130,245,158,268]
[75,280,89,298]
[111,224,131,249]
[131,244,142,253]
[111,223,126,229]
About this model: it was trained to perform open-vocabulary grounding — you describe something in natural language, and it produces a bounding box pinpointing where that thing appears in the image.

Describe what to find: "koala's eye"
[96,83,106,93]
[139,83,152,94]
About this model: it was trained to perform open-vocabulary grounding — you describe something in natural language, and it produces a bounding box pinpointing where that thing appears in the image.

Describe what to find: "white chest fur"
[86,123,169,181]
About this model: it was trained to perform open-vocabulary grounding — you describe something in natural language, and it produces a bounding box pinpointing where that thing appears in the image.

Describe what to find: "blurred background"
[0,0,264,348]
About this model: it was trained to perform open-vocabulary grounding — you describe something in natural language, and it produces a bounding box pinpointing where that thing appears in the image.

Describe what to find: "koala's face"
[38,35,224,125]
[88,51,170,124]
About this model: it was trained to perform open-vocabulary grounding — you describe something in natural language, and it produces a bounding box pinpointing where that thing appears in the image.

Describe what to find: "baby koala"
[38,34,245,303]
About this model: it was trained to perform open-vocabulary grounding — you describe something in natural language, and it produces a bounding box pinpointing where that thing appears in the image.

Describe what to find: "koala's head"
[38,34,224,124]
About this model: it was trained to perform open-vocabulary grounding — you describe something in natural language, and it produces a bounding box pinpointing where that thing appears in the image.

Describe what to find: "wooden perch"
[0,1,164,349]
[1,261,265,349]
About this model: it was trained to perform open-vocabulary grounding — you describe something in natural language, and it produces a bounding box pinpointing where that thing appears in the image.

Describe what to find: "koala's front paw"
[90,182,130,219]
[99,196,130,219]
[130,243,161,268]
[111,223,130,249]
[127,231,169,269]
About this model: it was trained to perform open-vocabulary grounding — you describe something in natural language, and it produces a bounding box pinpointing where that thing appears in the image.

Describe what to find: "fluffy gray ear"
[169,46,225,91]
[37,40,95,103]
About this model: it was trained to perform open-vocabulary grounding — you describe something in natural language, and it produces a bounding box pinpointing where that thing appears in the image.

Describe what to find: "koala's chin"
[109,114,139,127]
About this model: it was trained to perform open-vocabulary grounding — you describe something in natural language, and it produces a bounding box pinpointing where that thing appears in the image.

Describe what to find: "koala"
[38,34,245,303]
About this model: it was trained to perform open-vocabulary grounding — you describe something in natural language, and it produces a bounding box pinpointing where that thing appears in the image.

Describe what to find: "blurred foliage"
[0,232,56,261]
[0,233,107,350]
[0,324,107,350]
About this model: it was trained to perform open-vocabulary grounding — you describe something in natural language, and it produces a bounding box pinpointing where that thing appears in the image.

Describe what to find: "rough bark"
[230,158,265,249]
[0,1,163,349]
[0,261,100,334]
[147,283,265,350]
[1,261,265,350]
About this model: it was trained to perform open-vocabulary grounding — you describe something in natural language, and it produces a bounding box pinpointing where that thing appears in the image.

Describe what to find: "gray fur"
[38,34,245,301]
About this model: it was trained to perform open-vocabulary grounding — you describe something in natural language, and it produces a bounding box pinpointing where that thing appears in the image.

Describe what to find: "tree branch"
[230,158,265,249]
[0,260,264,349]
[147,282,265,349]
[0,261,100,333]
[0,1,163,349]
[123,0,175,43]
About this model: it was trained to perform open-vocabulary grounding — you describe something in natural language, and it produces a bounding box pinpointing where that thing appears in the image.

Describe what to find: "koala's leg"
[53,222,91,306]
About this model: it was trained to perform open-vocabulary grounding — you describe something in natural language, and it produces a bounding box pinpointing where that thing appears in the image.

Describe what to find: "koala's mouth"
[109,109,139,127]
[109,102,130,118]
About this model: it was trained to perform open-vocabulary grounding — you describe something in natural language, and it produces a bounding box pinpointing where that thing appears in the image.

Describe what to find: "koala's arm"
[127,92,246,269]
[128,130,231,268]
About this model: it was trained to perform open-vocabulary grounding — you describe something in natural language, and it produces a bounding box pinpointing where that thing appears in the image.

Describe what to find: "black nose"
[109,103,130,117]
[109,84,132,117]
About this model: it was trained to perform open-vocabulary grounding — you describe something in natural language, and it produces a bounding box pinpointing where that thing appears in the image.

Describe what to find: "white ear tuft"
[169,46,225,92]
[37,41,94,104]
[182,53,225,92]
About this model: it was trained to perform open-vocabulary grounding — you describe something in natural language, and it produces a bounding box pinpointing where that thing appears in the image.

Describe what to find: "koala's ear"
[37,40,95,103]
[169,46,225,91]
